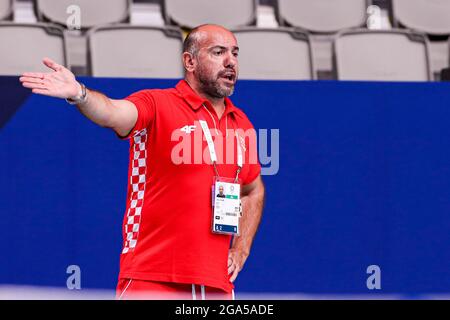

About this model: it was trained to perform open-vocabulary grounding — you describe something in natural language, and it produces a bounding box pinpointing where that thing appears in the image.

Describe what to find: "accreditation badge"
[212,177,241,235]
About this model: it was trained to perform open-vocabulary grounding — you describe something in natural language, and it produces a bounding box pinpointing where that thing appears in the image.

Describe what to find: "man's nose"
[224,52,237,69]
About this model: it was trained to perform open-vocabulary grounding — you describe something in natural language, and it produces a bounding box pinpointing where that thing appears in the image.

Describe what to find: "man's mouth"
[219,72,236,83]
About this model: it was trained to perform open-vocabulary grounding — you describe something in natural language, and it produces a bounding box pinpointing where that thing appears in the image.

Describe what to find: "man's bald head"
[182,24,239,100]
[183,24,236,57]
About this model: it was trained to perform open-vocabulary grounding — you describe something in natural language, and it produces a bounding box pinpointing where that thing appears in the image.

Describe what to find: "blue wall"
[1,77,449,295]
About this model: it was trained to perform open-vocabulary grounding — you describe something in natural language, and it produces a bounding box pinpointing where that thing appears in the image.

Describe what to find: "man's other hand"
[19,57,81,100]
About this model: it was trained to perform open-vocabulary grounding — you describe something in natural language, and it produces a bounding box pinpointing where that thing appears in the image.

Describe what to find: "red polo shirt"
[118,80,261,293]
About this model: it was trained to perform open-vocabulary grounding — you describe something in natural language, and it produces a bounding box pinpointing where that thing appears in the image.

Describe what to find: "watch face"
[66,83,87,105]
[80,83,87,98]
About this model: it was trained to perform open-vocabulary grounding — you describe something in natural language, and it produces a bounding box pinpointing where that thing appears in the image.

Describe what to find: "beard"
[196,65,235,98]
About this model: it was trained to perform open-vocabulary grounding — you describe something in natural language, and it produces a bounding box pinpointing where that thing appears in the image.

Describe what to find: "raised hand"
[19,57,81,99]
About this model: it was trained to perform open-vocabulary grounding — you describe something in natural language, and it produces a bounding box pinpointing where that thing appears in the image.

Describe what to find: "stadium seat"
[276,0,369,33]
[88,25,184,78]
[163,0,257,29]
[0,0,13,21]
[392,0,450,36]
[35,0,131,29]
[233,28,314,80]
[334,29,431,81]
[0,23,67,76]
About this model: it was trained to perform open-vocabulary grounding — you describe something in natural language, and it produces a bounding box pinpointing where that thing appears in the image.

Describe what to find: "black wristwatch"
[66,82,88,105]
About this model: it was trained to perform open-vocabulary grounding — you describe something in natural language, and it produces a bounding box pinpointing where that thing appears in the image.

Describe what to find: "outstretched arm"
[228,175,265,283]
[19,57,137,137]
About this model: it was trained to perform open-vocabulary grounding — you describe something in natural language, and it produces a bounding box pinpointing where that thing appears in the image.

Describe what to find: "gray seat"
[88,25,184,78]
[392,0,450,36]
[334,29,431,81]
[0,23,67,76]
[35,0,131,29]
[0,0,13,21]
[276,0,369,33]
[233,28,314,80]
[163,0,257,29]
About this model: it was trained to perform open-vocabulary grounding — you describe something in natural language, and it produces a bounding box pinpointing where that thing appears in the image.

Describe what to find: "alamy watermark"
[170,123,279,176]
[366,264,381,290]
[66,5,81,30]
[66,264,81,290]
[367,5,382,30]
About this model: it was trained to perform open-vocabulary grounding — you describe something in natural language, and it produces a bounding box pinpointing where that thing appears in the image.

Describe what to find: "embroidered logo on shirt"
[180,125,196,134]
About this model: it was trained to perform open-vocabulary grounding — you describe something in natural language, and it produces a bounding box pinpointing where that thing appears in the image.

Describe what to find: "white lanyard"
[199,116,243,182]
[199,119,218,163]
[235,130,243,169]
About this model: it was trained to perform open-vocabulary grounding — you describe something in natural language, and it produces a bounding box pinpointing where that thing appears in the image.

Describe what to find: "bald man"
[19,24,265,300]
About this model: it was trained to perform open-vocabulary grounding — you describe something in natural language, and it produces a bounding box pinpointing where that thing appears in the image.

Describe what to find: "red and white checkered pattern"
[122,129,148,254]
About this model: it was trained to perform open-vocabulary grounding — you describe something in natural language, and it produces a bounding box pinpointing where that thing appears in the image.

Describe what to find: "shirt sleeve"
[119,90,156,140]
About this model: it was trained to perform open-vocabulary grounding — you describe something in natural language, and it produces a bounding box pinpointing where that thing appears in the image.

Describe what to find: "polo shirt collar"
[176,80,240,117]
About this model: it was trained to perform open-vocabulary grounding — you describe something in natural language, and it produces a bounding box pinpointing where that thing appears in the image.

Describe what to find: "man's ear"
[182,52,195,73]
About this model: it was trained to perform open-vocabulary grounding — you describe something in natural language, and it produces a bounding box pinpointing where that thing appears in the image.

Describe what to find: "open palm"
[19,57,81,99]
